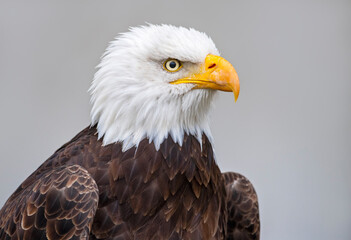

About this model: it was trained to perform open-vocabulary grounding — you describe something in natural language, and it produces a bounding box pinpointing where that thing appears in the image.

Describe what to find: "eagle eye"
[163,59,182,72]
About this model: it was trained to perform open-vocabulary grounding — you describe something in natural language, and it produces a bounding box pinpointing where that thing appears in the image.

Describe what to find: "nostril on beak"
[208,63,216,69]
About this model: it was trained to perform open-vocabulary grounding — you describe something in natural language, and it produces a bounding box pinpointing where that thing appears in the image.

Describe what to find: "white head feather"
[90,24,220,151]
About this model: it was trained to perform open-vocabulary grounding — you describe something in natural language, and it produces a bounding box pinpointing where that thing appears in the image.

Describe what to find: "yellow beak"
[170,54,240,102]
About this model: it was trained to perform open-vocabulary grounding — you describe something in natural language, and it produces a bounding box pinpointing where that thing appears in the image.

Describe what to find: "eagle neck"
[91,85,216,152]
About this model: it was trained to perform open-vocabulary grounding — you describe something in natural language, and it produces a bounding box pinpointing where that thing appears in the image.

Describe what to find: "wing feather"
[0,165,99,240]
[223,172,260,240]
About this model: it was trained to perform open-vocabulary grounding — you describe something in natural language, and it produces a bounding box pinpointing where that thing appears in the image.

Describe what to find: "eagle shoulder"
[0,164,99,240]
[223,172,260,240]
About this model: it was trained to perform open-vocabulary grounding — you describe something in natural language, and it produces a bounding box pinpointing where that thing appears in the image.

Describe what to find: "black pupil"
[169,61,177,69]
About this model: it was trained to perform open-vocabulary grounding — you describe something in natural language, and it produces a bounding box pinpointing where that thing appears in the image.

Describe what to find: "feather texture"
[0,164,98,240]
[223,172,260,240]
[0,126,259,239]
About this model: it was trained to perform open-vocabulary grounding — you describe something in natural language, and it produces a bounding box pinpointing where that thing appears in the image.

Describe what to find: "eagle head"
[90,24,239,151]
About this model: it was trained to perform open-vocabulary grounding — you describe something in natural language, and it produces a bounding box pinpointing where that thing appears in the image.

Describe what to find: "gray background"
[0,0,350,239]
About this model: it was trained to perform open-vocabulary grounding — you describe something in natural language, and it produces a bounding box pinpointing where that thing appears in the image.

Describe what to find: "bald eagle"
[0,25,259,240]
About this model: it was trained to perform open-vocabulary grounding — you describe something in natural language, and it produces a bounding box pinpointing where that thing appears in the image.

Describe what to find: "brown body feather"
[0,126,259,240]
[223,173,260,240]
